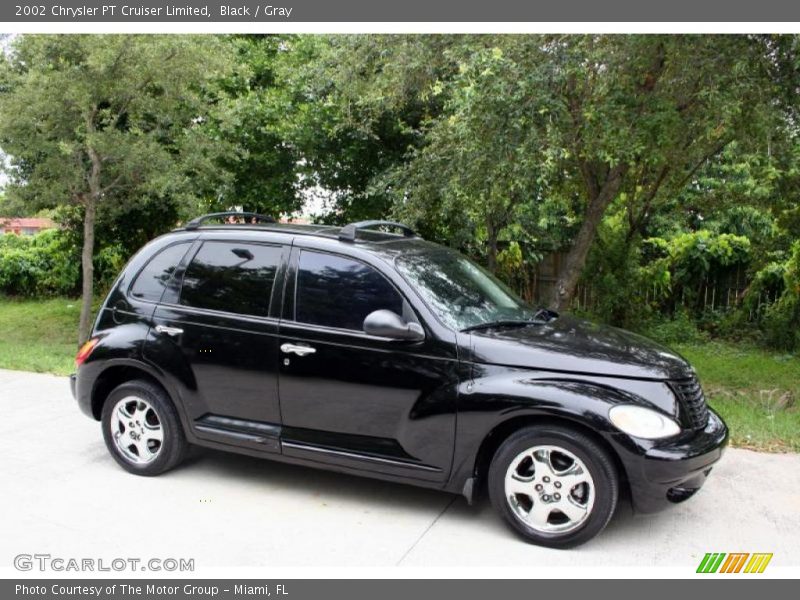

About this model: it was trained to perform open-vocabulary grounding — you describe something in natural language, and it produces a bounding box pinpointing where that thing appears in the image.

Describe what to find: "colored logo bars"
[697,553,773,573]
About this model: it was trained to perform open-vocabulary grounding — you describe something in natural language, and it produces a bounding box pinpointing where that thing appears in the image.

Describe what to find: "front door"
[146,238,287,453]
[277,248,460,482]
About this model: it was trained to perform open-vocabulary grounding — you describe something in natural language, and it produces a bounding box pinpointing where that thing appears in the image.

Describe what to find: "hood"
[466,314,691,380]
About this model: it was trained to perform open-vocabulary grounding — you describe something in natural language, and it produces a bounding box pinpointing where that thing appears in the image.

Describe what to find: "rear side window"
[180,241,281,317]
[295,250,403,330]
[130,242,191,302]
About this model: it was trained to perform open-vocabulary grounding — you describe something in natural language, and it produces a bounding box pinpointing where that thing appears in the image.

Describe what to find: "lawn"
[0,296,81,376]
[675,342,800,452]
[0,296,797,452]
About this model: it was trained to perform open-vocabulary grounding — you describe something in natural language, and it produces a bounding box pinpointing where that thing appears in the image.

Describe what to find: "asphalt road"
[1,368,798,570]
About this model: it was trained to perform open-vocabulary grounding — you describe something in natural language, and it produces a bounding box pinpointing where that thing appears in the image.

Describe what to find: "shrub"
[761,241,800,350]
[580,217,656,328]
[641,309,709,346]
[0,229,80,296]
[0,227,134,298]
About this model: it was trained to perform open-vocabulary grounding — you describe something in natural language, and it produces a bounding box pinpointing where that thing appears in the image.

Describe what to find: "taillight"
[75,338,99,366]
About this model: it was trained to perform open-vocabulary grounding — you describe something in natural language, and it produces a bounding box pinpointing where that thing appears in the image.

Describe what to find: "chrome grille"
[670,376,709,430]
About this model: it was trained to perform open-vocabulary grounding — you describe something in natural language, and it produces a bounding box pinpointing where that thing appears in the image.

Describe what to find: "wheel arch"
[90,363,170,421]
[471,413,631,499]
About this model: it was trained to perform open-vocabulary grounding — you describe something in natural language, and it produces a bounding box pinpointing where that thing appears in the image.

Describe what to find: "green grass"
[674,341,800,452]
[0,296,81,376]
[0,296,797,452]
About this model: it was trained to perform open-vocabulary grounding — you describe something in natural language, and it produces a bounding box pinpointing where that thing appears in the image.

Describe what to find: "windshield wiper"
[532,308,558,322]
[460,319,540,333]
[459,309,558,333]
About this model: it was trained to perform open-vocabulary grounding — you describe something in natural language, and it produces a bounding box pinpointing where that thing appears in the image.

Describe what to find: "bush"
[644,230,751,307]
[0,229,80,296]
[580,217,656,329]
[0,228,132,298]
[761,241,800,350]
[641,309,709,345]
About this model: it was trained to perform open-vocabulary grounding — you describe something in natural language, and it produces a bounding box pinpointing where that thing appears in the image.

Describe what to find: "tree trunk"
[78,196,96,345]
[550,164,627,311]
[78,127,103,346]
[486,219,498,273]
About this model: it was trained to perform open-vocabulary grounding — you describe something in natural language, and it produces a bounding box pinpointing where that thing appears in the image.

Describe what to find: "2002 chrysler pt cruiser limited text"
[71,212,728,547]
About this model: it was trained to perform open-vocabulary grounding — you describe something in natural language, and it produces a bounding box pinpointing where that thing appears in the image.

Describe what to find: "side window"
[295,250,404,331]
[180,241,281,317]
[130,242,191,302]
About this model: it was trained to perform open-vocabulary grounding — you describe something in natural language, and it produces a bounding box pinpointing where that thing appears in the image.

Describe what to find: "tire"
[488,424,618,549]
[101,379,188,476]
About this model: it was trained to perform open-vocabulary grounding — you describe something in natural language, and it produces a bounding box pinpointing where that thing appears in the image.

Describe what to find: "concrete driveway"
[1,368,798,570]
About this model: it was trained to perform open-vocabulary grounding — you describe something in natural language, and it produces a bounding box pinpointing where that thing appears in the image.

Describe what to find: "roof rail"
[338,220,417,242]
[184,211,276,230]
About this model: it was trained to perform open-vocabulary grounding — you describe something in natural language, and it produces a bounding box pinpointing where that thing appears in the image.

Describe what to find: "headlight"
[608,405,681,439]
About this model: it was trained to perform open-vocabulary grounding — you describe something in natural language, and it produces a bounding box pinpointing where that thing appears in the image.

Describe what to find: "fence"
[520,258,775,319]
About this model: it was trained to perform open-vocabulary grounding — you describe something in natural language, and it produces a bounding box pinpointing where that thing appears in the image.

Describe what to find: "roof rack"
[184,211,276,231]
[338,220,417,242]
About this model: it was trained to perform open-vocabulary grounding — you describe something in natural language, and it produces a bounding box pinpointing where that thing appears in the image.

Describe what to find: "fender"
[76,350,191,437]
[446,364,680,494]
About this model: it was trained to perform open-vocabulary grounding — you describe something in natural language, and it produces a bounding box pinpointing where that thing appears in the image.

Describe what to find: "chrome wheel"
[504,444,595,534]
[109,396,164,464]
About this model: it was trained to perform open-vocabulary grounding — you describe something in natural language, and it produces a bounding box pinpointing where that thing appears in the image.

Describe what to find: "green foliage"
[0,34,240,341]
[661,230,751,288]
[207,35,302,216]
[580,216,654,327]
[305,35,778,294]
[635,230,751,310]
[0,228,126,297]
[762,241,800,350]
[275,35,448,223]
[0,34,799,350]
[0,230,80,296]
[641,310,710,345]
[0,35,237,213]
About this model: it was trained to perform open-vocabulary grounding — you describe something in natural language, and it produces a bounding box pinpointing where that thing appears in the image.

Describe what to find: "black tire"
[101,379,188,476]
[488,424,618,549]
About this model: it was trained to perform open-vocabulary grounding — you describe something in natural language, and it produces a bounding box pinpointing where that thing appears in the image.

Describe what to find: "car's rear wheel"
[488,424,618,548]
[101,379,188,476]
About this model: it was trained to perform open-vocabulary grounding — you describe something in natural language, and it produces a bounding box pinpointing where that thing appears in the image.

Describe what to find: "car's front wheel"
[101,379,188,476]
[488,424,619,548]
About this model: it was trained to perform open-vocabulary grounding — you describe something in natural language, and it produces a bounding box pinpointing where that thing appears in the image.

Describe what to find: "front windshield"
[395,248,540,331]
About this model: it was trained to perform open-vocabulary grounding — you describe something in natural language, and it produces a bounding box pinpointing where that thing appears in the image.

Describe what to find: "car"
[71,211,728,548]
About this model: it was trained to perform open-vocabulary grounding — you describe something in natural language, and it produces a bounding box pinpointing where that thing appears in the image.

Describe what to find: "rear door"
[145,234,289,453]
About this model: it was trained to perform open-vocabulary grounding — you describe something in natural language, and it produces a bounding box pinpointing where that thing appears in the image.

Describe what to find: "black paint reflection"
[296,250,404,330]
[470,314,692,379]
[180,241,281,317]
[129,242,191,302]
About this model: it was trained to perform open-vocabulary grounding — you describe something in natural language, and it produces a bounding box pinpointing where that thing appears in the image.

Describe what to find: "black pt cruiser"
[72,212,728,548]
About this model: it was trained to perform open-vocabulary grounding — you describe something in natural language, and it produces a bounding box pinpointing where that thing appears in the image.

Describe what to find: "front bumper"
[614,408,728,513]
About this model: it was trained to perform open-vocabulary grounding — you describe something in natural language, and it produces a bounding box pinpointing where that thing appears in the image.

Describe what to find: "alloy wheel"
[504,444,595,534]
[109,396,164,464]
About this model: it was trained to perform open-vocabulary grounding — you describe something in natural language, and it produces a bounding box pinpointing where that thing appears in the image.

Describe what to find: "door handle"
[155,325,184,337]
[280,343,316,357]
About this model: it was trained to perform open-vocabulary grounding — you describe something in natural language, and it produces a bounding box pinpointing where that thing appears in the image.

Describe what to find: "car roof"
[171,220,438,258]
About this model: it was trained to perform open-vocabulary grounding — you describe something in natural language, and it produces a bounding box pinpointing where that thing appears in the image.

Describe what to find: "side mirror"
[363,310,425,342]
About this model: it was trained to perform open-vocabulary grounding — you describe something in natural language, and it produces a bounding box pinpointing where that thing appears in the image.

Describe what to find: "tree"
[387,44,563,269]
[277,35,464,223]
[208,35,303,216]
[310,35,778,309]
[0,35,235,343]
